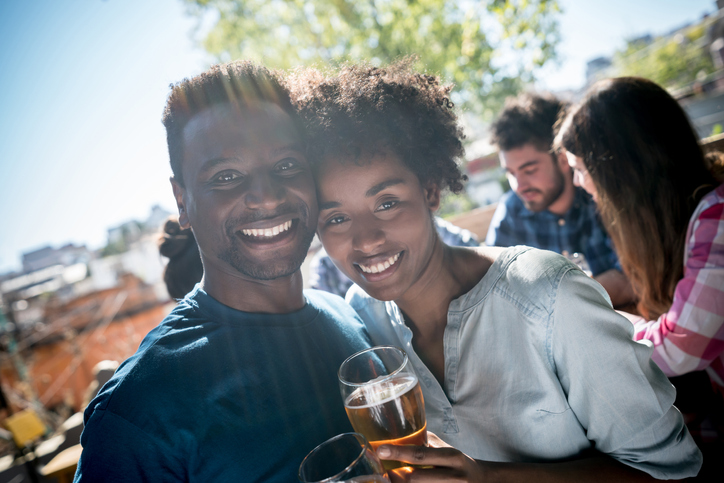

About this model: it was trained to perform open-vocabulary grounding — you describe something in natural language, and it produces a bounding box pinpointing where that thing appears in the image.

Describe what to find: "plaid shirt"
[633,183,724,387]
[485,188,620,276]
[309,217,479,297]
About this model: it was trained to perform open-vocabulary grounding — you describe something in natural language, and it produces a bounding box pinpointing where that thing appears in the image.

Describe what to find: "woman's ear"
[424,182,442,211]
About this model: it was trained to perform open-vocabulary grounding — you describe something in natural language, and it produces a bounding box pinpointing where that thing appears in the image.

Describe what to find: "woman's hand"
[378,433,657,483]
[378,432,488,482]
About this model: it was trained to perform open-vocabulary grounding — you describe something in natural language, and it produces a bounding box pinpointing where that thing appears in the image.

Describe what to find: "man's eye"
[276,158,300,172]
[214,172,241,183]
[376,200,398,211]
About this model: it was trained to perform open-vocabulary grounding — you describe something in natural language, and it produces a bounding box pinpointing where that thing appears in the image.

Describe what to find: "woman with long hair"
[556,76,723,386]
[556,77,724,473]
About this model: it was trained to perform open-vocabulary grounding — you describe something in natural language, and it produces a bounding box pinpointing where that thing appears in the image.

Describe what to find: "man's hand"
[378,433,487,482]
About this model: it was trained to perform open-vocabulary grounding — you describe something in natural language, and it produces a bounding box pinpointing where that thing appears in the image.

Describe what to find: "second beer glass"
[338,346,427,462]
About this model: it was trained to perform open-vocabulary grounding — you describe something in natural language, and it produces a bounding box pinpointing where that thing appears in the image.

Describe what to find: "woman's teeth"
[242,220,292,238]
[359,252,401,274]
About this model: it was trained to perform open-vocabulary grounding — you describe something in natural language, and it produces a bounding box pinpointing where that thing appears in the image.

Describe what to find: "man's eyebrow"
[199,157,237,174]
[366,178,405,197]
[271,142,305,156]
[515,160,539,171]
[198,143,305,176]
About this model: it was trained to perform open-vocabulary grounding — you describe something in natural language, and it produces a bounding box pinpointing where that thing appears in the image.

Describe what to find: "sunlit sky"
[0,0,717,273]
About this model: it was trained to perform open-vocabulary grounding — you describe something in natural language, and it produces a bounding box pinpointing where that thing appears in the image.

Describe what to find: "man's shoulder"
[304,288,370,333]
[305,287,350,312]
[498,190,524,212]
[344,284,383,311]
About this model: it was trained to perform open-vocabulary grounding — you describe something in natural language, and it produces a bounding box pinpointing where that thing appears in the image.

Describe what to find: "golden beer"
[344,373,427,452]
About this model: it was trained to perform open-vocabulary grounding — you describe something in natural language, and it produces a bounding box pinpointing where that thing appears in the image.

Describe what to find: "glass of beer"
[298,432,390,483]
[338,346,427,468]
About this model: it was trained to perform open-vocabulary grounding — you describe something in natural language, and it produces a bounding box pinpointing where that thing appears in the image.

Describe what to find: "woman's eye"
[376,200,398,211]
[327,215,347,225]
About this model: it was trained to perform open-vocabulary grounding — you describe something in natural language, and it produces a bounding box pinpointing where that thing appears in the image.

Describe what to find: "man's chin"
[220,231,315,281]
[523,201,545,212]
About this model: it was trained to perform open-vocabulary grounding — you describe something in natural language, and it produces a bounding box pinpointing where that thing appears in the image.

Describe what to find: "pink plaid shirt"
[632,183,724,386]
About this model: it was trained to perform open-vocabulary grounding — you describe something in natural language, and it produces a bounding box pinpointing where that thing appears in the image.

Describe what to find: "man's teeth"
[241,220,292,238]
[359,253,401,274]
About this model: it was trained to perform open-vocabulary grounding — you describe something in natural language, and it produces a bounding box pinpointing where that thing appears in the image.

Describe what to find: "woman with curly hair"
[288,61,701,481]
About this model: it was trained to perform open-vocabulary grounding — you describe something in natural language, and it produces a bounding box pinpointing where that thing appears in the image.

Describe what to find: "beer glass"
[298,432,390,483]
[338,346,427,466]
[563,251,592,276]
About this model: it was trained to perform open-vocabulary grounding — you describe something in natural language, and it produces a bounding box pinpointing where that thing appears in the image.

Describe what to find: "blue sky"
[0,0,718,273]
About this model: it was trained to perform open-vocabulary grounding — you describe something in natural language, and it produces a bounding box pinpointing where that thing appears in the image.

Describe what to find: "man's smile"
[241,220,292,238]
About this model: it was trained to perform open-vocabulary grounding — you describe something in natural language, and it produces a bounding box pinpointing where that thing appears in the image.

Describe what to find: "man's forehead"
[500,143,551,167]
[182,101,298,143]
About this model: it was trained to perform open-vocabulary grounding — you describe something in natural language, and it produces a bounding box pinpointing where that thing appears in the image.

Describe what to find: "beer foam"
[345,374,418,409]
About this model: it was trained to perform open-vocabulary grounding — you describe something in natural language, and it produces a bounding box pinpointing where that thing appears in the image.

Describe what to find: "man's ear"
[424,182,442,212]
[170,177,190,229]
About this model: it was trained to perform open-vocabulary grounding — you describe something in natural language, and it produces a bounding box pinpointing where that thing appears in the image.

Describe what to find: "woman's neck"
[395,243,491,337]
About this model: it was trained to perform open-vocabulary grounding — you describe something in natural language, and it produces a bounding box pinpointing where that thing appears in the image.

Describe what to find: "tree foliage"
[184,0,561,118]
[614,22,716,91]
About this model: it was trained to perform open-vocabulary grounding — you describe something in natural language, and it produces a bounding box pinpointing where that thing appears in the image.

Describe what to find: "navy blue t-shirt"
[74,287,371,482]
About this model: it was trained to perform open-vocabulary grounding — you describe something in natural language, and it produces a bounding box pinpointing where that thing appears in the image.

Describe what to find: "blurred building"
[465,154,505,207]
[585,57,613,86]
[21,244,91,274]
[0,205,173,333]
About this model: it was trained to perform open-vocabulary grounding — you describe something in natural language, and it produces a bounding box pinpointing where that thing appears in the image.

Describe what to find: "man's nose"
[245,174,285,209]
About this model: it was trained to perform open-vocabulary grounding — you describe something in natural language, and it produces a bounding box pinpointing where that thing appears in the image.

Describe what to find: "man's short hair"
[162,61,298,186]
[490,92,568,153]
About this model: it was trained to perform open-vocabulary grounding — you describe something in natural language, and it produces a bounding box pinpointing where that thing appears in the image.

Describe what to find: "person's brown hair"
[490,92,568,152]
[556,77,719,318]
[158,217,203,299]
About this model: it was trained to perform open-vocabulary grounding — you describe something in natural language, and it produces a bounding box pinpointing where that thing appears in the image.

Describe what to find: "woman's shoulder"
[452,246,580,317]
[688,182,724,235]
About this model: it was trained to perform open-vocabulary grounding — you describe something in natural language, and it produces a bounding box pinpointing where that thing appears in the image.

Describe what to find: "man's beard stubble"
[218,202,317,281]
[522,161,567,213]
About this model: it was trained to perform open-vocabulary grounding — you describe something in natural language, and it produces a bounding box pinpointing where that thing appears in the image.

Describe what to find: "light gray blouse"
[346,246,702,480]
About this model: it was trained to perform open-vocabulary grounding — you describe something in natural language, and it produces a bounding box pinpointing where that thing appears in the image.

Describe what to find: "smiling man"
[73,62,371,482]
[485,92,635,308]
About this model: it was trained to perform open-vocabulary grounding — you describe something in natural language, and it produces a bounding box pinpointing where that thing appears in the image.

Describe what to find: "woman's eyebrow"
[365,178,405,197]
[319,200,341,211]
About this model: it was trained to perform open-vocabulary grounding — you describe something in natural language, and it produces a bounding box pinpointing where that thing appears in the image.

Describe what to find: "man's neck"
[201,266,306,314]
[546,178,576,217]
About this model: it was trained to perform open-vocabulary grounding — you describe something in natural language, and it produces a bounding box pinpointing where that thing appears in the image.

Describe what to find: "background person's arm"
[593,268,636,309]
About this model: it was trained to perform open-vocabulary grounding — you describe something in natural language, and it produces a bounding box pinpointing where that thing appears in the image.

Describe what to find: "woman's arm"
[378,434,657,483]
[631,197,724,378]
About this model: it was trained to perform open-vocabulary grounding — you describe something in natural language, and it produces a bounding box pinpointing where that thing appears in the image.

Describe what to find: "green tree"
[614,22,716,90]
[184,0,561,118]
